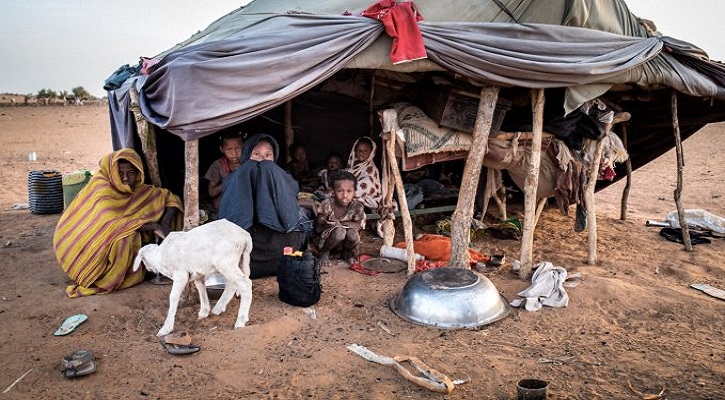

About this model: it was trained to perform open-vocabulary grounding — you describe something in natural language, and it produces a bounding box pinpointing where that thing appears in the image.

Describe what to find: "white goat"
[132,219,253,336]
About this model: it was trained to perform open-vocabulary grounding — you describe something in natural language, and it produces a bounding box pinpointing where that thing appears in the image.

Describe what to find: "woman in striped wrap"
[53,148,183,298]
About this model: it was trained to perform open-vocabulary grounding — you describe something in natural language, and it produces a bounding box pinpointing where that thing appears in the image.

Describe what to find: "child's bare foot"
[318,252,331,267]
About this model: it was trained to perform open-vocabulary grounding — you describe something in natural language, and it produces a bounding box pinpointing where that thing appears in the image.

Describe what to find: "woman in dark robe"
[219,134,310,277]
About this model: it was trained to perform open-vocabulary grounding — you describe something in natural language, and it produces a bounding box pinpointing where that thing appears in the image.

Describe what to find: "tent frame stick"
[284,101,294,163]
[380,109,416,274]
[585,126,608,265]
[671,91,693,251]
[449,85,499,268]
[183,139,199,231]
[519,89,544,278]
[129,87,161,187]
[620,124,632,221]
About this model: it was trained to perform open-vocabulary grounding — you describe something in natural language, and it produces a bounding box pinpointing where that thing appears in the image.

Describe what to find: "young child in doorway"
[286,142,310,181]
[315,151,344,198]
[205,131,243,210]
[313,170,366,267]
[346,136,383,210]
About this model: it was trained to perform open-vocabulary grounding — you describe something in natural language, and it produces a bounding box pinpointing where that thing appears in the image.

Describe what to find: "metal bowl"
[205,273,227,300]
[390,267,510,329]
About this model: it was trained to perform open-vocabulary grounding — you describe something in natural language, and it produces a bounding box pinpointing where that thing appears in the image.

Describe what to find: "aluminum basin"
[205,273,226,300]
[390,267,510,329]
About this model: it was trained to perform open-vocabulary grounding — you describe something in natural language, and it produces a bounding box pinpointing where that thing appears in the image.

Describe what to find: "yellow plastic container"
[62,170,93,208]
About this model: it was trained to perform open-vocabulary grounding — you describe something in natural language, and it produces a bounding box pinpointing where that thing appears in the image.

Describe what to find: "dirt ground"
[0,105,723,399]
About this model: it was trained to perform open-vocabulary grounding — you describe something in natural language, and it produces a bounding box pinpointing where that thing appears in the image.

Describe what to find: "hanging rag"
[362,0,427,64]
[511,262,571,311]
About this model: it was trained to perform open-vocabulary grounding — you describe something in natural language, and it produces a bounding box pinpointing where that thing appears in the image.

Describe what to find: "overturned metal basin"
[205,273,226,300]
[390,267,510,329]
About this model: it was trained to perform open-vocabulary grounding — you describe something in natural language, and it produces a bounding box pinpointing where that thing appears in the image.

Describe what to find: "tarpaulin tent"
[105,0,725,272]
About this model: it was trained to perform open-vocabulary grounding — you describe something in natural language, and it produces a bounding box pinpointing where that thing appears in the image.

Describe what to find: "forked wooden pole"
[128,87,161,186]
[183,139,199,231]
[381,109,416,274]
[519,89,544,278]
[671,91,693,251]
[620,124,632,221]
[584,127,608,265]
[284,101,294,163]
[450,85,499,268]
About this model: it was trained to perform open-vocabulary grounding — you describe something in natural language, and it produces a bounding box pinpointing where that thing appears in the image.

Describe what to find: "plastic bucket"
[28,170,64,214]
[62,170,92,208]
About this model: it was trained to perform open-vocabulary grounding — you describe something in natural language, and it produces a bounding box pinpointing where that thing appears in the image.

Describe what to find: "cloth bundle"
[511,262,576,312]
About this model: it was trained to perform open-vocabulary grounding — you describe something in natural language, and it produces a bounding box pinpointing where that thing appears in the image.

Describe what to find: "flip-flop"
[159,334,200,355]
[62,349,96,378]
[54,314,88,336]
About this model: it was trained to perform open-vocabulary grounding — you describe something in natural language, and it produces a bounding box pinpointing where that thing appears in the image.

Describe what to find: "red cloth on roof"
[362,0,427,65]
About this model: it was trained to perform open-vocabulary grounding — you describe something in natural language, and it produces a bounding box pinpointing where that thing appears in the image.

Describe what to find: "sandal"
[54,314,88,336]
[159,332,200,355]
[62,349,96,378]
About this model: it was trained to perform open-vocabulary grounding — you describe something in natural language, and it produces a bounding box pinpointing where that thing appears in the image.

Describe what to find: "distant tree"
[36,88,58,99]
[72,86,93,99]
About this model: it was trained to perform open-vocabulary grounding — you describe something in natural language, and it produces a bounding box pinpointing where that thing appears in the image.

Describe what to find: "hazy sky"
[1,1,723,98]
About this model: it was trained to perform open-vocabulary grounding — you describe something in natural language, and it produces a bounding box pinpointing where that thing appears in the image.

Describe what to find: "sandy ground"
[0,105,723,399]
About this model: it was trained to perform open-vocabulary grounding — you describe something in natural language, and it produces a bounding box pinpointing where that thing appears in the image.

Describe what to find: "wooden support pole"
[369,75,376,137]
[671,91,693,251]
[620,124,632,221]
[284,101,294,163]
[380,112,396,247]
[380,109,416,274]
[450,85,500,268]
[128,87,161,187]
[183,139,199,231]
[584,128,608,265]
[519,89,544,278]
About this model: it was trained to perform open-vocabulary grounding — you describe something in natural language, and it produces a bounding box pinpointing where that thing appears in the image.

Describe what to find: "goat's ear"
[132,248,145,272]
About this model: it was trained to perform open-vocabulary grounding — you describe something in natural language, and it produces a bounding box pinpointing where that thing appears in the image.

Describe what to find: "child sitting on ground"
[286,142,310,181]
[346,136,383,210]
[315,151,344,198]
[205,131,243,210]
[313,170,366,267]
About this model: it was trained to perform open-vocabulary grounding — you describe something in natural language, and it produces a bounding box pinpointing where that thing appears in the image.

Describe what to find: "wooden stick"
[585,129,607,265]
[519,89,544,278]
[183,139,199,231]
[620,124,632,221]
[284,101,294,164]
[128,87,161,186]
[671,91,693,251]
[449,85,499,268]
[380,109,416,274]
[369,75,376,137]
[2,368,32,394]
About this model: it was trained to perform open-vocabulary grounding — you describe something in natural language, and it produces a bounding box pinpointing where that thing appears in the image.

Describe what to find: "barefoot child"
[205,132,243,209]
[313,170,366,266]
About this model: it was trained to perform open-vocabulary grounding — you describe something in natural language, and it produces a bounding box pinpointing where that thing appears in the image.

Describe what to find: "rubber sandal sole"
[54,314,88,336]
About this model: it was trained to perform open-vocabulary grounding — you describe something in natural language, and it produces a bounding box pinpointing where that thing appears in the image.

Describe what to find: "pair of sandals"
[62,349,96,378]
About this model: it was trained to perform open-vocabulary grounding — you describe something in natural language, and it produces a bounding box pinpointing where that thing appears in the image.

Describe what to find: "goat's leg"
[233,276,253,329]
[192,278,211,319]
[212,272,240,315]
[157,273,189,337]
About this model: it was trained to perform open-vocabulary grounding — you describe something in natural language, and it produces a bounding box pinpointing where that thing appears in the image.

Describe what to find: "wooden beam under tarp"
[183,139,199,231]
[128,87,161,187]
[518,88,544,278]
[449,85,500,268]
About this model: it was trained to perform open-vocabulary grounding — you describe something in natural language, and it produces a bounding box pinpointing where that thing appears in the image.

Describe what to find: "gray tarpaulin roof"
[108,0,725,143]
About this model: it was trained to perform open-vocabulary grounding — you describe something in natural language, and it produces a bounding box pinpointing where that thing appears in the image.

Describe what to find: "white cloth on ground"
[510,262,570,312]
